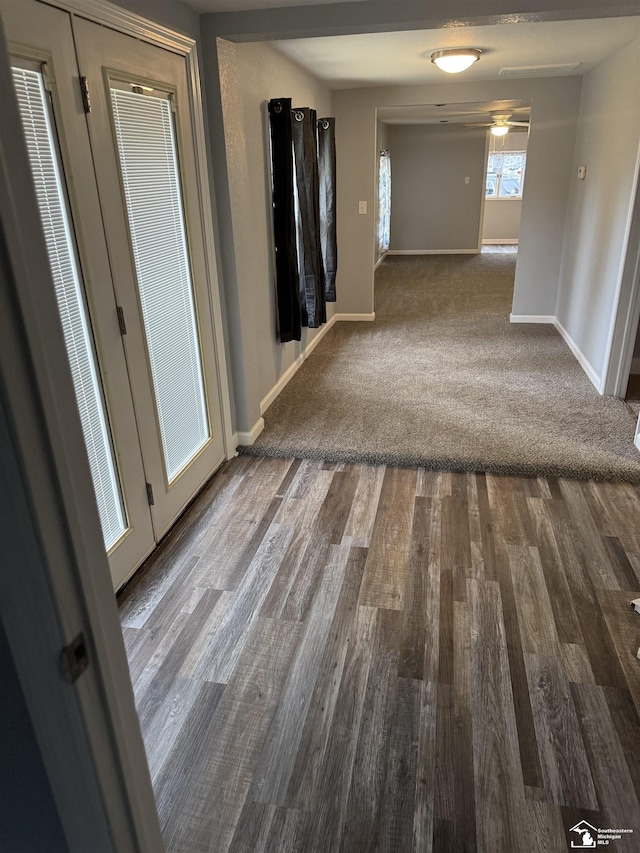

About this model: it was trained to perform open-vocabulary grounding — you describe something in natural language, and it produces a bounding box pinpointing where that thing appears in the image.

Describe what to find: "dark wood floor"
[119,456,640,852]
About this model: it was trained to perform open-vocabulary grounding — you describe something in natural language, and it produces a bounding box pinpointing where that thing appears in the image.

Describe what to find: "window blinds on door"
[12,66,127,550]
[110,88,210,483]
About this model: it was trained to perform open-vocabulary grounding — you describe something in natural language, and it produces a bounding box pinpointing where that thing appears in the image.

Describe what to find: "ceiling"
[377,101,531,128]
[268,16,640,88]
[187,0,369,11]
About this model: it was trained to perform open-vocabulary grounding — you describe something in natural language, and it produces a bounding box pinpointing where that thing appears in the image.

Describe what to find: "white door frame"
[1,0,236,846]
[600,139,640,398]
[0,10,163,847]
[52,0,234,459]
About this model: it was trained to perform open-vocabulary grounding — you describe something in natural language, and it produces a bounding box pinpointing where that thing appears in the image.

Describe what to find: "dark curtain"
[317,117,337,302]
[268,98,301,343]
[291,107,326,329]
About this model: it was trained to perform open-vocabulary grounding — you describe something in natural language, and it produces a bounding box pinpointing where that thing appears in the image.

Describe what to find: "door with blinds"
[4,0,227,588]
[4,0,156,589]
[73,18,226,540]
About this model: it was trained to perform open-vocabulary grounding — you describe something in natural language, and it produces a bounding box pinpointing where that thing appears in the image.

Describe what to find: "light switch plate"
[358,201,367,215]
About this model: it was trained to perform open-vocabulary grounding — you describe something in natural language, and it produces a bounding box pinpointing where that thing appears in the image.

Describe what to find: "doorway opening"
[482,127,529,252]
[374,99,531,308]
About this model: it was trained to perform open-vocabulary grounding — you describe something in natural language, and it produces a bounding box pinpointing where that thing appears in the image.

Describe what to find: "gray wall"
[204,0,634,42]
[333,75,581,315]
[556,37,640,382]
[388,123,486,252]
[215,39,334,422]
[112,0,199,37]
[482,131,528,243]
[0,622,68,852]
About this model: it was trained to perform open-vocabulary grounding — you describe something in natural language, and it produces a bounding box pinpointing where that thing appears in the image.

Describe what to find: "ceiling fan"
[464,112,529,136]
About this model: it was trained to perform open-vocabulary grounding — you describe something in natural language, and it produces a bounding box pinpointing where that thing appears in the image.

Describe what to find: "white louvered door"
[74,19,226,540]
[5,0,156,589]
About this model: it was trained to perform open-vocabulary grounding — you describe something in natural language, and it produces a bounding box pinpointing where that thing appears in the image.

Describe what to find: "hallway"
[246,255,640,482]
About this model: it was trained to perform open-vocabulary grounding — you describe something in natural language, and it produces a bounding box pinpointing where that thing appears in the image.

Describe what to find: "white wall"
[333,75,581,315]
[556,36,640,383]
[387,123,486,252]
[482,131,528,243]
[214,39,333,428]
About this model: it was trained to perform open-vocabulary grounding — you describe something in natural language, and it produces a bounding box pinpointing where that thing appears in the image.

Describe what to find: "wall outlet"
[358,201,367,215]
[464,176,470,185]
[578,165,587,180]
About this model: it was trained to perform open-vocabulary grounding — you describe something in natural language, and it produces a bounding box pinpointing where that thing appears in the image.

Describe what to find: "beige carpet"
[243,254,640,482]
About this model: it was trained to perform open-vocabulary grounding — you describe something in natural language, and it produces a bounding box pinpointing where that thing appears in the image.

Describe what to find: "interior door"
[3,0,156,589]
[73,19,226,539]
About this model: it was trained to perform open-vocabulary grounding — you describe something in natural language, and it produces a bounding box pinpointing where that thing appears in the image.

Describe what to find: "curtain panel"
[317,117,337,302]
[268,97,302,342]
[378,149,391,257]
[292,107,326,329]
[268,99,337,340]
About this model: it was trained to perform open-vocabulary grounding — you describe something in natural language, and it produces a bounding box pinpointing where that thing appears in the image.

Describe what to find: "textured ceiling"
[269,16,639,88]
[187,0,370,11]
[377,101,531,127]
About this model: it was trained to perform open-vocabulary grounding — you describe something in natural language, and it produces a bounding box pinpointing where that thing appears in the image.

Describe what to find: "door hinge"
[116,305,127,335]
[79,75,91,114]
[61,632,89,683]
[146,482,155,506]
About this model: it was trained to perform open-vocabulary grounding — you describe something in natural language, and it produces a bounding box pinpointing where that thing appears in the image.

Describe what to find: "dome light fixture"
[430,48,482,74]
[490,124,510,137]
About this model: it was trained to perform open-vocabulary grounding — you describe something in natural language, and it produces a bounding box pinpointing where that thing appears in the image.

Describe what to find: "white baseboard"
[334,312,376,322]
[259,315,337,415]
[482,239,519,245]
[631,357,640,375]
[553,318,602,393]
[387,249,478,255]
[259,312,376,416]
[374,254,387,270]
[635,431,640,452]
[236,417,265,447]
[510,314,555,324]
[510,314,602,392]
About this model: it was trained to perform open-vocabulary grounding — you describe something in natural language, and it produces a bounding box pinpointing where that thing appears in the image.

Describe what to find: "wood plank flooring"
[118,456,640,852]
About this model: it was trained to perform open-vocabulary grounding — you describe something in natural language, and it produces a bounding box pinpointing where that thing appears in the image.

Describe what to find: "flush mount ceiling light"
[430,48,482,74]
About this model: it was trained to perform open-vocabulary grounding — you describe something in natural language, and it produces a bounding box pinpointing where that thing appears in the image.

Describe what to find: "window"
[110,86,210,484]
[13,65,127,551]
[486,150,527,199]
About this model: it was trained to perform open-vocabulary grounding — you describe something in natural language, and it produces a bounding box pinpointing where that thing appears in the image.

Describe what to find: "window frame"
[485,148,527,201]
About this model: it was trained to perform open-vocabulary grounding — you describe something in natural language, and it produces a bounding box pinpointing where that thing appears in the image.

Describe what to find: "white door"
[4,0,156,588]
[74,18,226,540]
[5,0,228,587]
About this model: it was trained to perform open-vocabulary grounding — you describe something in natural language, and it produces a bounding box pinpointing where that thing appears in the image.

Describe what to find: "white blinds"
[12,67,127,550]
[110,88,209,483]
